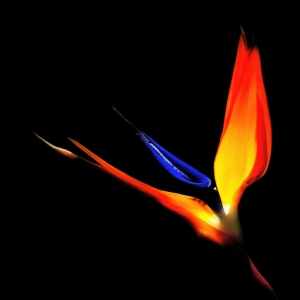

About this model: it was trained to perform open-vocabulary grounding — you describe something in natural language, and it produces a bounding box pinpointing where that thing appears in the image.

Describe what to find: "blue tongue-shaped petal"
[137,131,211,188]
[112,106,211,188]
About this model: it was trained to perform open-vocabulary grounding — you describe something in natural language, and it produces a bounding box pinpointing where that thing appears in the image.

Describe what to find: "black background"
[13,7,296,299]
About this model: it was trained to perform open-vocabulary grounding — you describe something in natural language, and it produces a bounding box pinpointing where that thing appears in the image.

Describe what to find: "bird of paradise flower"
[34,29,278,298]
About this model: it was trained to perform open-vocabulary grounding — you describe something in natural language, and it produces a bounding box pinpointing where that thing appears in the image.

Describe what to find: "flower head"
[35,29,271,247]
[34,28,277,298]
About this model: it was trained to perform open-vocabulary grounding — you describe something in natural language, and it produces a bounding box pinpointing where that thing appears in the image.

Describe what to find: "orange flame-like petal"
[214,30,272,215]
[67,138,237,245]
[34,132,236,244]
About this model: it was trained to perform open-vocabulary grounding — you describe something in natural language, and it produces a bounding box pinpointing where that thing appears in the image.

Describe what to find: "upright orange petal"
[214,31,272,215]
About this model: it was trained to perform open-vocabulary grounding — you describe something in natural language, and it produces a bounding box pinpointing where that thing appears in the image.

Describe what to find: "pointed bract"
[35,133,236,245]
[214,31,272,215]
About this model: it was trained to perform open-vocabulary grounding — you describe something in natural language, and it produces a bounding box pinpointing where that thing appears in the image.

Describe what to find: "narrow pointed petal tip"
[33,132,78,159]
[112,106,141,134]
[239,26,247,44]
[214,32,272,214]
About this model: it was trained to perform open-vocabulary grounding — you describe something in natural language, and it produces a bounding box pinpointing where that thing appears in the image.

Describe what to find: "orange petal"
[69,138,236,244]
[214,31,272,215]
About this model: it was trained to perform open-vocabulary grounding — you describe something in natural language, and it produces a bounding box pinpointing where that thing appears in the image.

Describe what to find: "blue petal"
[137,132,211,188]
